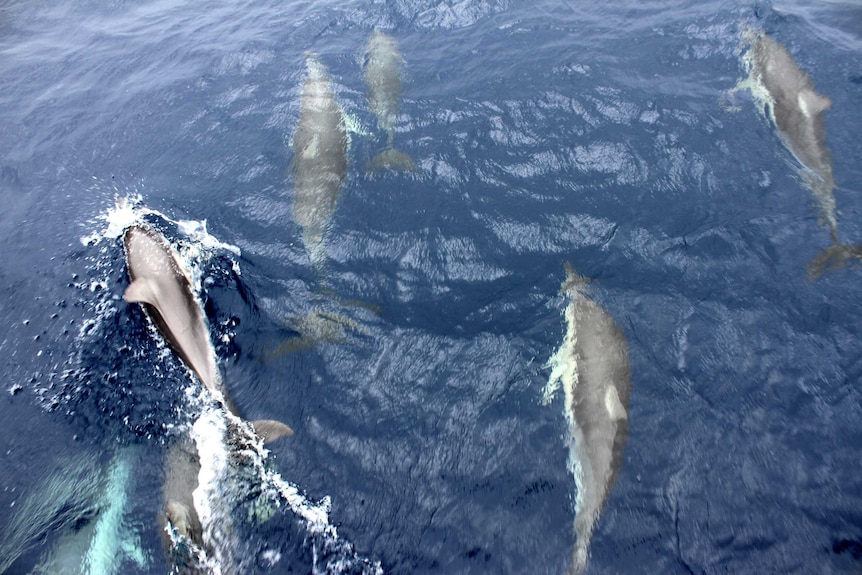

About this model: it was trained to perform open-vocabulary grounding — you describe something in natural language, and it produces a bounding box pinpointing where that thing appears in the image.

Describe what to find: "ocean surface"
[1,0,861,573]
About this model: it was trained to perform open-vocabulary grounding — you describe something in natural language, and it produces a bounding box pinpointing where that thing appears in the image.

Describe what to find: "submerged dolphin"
[745,32,862,278]
[292,54,348,265]
[122,225,292,564]
[159,438,208,574]
[0,450,147,575]
[363,29,414,171]
[543,263,632,575]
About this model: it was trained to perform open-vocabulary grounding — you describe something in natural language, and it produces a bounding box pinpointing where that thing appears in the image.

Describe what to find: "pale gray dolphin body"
[543,263,631,575]
[122,225,291,567]
[292,55,348,266]
[747,33,862,278]
[363,29,414,171]
[124,225,223,400]
[160,439,203,547]
[123,225,293,441]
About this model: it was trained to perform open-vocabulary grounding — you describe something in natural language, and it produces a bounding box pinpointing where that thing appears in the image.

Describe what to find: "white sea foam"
[79,195,241,259]
[177,219,241,257]
[77,194,241,310]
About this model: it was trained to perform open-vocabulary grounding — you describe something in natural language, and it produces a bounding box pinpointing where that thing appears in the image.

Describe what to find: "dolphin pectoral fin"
[798,89,831,117]
[604,386,627,421]
[251,420,294,443]
[124,278,159,306]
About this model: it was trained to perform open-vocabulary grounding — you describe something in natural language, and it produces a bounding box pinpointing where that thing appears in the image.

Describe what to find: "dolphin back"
[123,225,222,393]
[545,263,631,575]
[363,30,414,173]
[750,33,837,209]
[292,55,348,264]
[569,296,631,573]
[746,34,862,279]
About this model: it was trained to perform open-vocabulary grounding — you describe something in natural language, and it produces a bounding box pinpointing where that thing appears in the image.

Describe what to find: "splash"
[79,195,241,292]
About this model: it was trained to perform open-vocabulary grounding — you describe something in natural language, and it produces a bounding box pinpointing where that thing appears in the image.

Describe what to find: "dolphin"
[0,450,148,575]
[363,29,414,171]
[292,54,348,265]
[122,224,292,441]
[158,438,208,574]
[159,427,278,574]
[745,31,862,278]
[543,263,632,575]
[122,225,292,565]
[123,225,222,399]
[0,454,102,574]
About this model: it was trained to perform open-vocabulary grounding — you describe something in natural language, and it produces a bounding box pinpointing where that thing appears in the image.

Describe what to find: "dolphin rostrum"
[543,263,632,575]
[363,29,414,171]
[745,31,862,278]
[292,54,348,265]
[123,225,292,561]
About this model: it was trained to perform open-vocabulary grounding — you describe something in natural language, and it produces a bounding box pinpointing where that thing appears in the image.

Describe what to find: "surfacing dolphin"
[292,54,348,266]
[123,225,292,440]
[124,225,222,399]
[363,29,414,172]
[744,31,862,279]
[122,225,292,564]
[543,263,632,575]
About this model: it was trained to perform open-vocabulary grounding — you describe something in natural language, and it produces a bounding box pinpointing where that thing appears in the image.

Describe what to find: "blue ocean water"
[1,0,861,573]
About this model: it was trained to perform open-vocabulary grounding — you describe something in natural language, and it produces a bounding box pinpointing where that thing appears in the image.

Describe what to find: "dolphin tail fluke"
[571,541,588,575]
[369,147,415,172]
[807,242,862,280]
[251,420,294,443]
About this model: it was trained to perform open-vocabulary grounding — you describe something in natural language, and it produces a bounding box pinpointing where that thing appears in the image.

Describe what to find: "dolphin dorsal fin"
[124,278,160,306]
[252,420,294,444]
[604,386,628,421]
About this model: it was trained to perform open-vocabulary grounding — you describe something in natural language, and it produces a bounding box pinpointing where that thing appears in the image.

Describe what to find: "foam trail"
[191,401,382,574]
